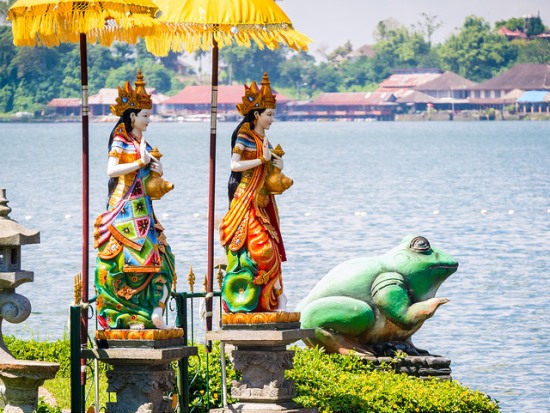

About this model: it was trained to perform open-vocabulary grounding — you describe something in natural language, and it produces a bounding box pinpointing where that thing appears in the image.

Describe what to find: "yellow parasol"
[146,0,311,55]
[8,0,158,47]
[146,0,311,341]
[7,1,159,410]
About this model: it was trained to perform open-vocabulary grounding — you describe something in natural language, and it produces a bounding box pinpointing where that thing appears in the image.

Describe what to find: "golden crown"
[110,69,152,117]
[236,72,277,116]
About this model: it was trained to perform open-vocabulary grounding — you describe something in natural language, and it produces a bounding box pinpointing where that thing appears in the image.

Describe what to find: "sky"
[279,0,550,54]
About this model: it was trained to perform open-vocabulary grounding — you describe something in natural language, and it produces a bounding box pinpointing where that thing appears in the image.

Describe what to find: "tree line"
[0,9,549,114]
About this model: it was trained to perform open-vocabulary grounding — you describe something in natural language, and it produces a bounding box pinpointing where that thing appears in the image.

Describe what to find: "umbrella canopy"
[8,0,159,47]
[146,0,311,55]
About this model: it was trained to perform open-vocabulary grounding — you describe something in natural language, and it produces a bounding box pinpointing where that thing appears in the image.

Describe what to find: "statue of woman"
[94,70,175,330]
[219,72,289,313]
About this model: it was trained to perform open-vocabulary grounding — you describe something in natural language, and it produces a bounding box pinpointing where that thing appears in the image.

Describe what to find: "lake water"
[1,120,549,412]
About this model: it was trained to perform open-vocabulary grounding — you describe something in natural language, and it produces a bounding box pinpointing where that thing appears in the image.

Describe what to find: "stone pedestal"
[83,340,197,413]
[206,328,317,413]
[0,188,60,412]
[0,359,59,413]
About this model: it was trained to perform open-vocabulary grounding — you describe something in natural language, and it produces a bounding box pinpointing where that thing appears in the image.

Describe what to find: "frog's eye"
[410,236,430,252]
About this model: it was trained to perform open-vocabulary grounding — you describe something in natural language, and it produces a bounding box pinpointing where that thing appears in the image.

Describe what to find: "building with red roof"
[469,63,550,100]
[497,26,528,40]
[376,68,443,98]
[47,98,81,116]
[88,88,168,116]
[163,85,289,121]
[286,92,396,121]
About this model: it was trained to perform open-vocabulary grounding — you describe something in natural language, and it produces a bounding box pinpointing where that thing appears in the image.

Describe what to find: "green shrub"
[36,399,63,413]
[289,346,500,413]
[3,338,500,413]
[187,343,238,409]
[3,335,71,377]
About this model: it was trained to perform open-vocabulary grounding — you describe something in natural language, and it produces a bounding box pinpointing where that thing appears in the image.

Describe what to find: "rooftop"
[377,69,443,91]
[87,88,168,105]
[164,85,289,105]
[472,64,550,91]
[416,71,478,91]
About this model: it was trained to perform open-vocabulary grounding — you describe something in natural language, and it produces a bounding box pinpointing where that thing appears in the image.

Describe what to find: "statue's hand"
[139,138,151,165]
[150,161,163,176]
[149,153,163,176]
[271,153,284,170]
[262,135,272,163]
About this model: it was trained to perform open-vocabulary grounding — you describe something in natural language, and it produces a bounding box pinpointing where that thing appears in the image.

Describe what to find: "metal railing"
[70,266,225,413]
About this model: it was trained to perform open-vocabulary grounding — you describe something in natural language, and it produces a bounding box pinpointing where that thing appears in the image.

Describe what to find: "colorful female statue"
[219,72,292,314]
[94,70,175,330]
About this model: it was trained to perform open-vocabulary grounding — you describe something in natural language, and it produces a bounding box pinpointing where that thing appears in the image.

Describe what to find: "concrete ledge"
[206,328,314,347]
[82,345,197,365]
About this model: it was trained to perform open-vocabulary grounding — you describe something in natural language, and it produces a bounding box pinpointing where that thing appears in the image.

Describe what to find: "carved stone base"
[105,364,174,413]
[230,348,295,402]
[83,342,197,413]
[206,328,317,413]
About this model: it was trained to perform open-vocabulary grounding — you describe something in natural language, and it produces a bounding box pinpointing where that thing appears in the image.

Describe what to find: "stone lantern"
[0,189,39,290]
[0,188,59,413]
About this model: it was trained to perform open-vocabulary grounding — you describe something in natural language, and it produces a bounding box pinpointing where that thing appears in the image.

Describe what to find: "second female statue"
[219,72,292,314]
[94,70,175,330]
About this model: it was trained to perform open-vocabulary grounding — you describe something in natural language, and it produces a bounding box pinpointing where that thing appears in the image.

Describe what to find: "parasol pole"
[79,32,89,394]
[206,39,219,346]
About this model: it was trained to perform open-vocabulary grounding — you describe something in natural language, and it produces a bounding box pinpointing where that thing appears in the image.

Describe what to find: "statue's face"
[256,108,275,131]
[132,109,152,133]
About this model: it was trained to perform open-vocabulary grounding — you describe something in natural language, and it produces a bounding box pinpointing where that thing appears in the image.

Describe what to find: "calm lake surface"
[1,120,549,412]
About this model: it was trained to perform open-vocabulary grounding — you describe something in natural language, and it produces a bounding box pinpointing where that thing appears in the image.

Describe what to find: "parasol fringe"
[145,23,311,57]
[9,1,158,47]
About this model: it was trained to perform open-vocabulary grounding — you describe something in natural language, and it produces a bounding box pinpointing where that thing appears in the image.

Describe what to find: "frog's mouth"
[430,263,458,274]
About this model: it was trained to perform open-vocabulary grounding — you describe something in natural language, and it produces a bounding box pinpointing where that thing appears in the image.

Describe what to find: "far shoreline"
[1,111,549,123]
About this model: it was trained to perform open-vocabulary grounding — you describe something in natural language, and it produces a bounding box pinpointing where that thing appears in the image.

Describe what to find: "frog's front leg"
[300,296,375,355]
[372,272,448,329]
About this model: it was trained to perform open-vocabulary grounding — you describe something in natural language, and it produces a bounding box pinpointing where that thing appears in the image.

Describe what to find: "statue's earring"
[130,114,135,129]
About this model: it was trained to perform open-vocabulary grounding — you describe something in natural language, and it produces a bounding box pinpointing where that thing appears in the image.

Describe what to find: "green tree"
[327,40,353,63]
[413,12,443,45]
[220,44,288,84]
[311,62,341,92]
[57,46,81,98]
[495,17,525,32]
[338,57,372,91]
[524,15,546,37]
[368,24,432,82]
[373,18,402,42]
[438,16,518,81]
[111,43,137,63]
[87,44,125,93]
[516,38,550,64]
[279,52,316,97]
[0,26,17,112]
[11,46,64,111]
[495,15,546,37]
[104,60,176,94]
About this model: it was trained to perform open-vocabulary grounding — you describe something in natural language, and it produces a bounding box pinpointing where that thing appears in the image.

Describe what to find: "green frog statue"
[296,235,458,356]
